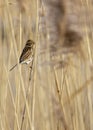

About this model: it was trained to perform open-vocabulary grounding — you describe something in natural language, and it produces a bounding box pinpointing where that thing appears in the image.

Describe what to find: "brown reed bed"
[0,0,93,130]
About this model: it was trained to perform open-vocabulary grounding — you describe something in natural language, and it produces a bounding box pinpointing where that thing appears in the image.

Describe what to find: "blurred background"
[0,0,93,130]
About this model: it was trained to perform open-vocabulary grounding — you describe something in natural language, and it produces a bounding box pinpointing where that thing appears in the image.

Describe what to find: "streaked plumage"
[10,39,35,71]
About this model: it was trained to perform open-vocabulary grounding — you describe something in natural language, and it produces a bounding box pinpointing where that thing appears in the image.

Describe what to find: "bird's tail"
[9,64,18,71]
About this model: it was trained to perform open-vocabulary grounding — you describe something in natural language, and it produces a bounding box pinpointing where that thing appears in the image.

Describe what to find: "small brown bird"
[10,39,35,71]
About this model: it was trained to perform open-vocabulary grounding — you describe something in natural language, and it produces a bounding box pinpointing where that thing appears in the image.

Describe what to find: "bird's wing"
[19,45,32,63]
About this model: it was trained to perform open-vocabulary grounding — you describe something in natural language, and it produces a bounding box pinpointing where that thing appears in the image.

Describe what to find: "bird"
[10,39,35,71]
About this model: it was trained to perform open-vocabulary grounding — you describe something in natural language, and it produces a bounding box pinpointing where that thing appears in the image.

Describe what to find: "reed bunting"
[10,39,35,71]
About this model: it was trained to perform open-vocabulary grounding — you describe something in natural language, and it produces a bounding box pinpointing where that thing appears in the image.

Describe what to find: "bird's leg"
[29,59,34,81]
[29,65,32,81]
